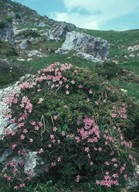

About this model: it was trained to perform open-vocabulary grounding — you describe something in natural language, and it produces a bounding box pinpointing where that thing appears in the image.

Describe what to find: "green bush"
[1,63,137,191]
[95,62,124,79]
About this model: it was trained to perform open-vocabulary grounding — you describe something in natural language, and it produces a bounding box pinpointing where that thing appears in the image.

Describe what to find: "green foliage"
[0,41,18,57]
[0,21,6,29]
[1,63,137,191]
[16,30,40,38]
[95,62,124,79]
[0,60,28,88]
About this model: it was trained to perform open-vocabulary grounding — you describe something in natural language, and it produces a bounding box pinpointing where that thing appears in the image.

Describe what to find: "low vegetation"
[0,63,139,191]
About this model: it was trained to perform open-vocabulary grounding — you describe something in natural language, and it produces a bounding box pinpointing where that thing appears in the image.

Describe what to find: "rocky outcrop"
[0,22,15,45]
[48,22,76,40]
[56,31,109,62]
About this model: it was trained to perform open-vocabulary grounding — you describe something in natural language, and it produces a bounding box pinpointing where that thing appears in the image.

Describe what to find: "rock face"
[56,31,109,62]
[0,22,15,45]
[48,22,76,40]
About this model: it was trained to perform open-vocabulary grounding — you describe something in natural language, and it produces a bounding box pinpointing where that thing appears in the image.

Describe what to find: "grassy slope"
[82,29,139,100]
[0,28,139,192]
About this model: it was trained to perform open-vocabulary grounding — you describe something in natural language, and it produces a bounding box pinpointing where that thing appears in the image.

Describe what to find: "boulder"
[56,31,109,62]
[48,22,76,40]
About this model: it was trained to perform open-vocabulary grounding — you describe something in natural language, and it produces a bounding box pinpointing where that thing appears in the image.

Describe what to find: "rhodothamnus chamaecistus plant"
[1,63,136,191]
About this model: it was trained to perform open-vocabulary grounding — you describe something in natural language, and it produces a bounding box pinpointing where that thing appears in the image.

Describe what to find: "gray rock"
[48,22,76,40]
[17,39,30,49]
[26,50,44,58]
[128,44,139,52]
[76,52,103,63]
[0,22,15,45]
[56,31,109,62]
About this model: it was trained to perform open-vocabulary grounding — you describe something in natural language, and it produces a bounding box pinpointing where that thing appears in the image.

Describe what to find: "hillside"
[0,1,138,98]
[0,1,139,191]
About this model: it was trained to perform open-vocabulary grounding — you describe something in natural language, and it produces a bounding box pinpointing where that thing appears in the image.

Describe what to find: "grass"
[0,41,18,58]
[120,59,139,75]
[0,60,28,88]
[111,79,139,100]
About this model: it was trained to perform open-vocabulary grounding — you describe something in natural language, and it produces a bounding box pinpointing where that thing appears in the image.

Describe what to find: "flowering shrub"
[1,63,136,191]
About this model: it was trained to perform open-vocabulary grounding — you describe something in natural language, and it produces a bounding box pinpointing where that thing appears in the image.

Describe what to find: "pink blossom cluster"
[111,104,127,119]
[77,116,100,142]
[19,81,37,90]
[39,63,72,74]
[20,96,33,113]
[96,178,119,187]
[4,90,18,107]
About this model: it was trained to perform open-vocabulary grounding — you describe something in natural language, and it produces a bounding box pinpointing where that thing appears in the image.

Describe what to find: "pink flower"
[38,121,43,127]
[12,144,17,150]
[14,186,19,190]
[34,126,39,131]
[23,129,28,133]
[18,162,24,167]
[90,161,94,166]
[53,126,57,132]
[61,131,65,136]
[30,121,36,125]
[105,171,109,175]
[114,163,118,168]
[53,115,58,120]
[89,89,93,94]
[78,84,83,89]
[75,175,80,182]
[48,144,52,148]
[29,138,33,143]
[20,134,25,140]
[59,80,63,85]
[111,158,117,162]
[65,90,69,95]
[111,113,117,118]
[104,161,109,166]
[112,173,119,178]
[71,80,75,84]
[75,136,81,143]
[57,157,61,162]
[39,148,44,153]
[50,134,54,139]
[65,84,69,89]
[12,168,17,175]
[62,77,67,82]
[51,162,56,167]
[85,147,90,153]
[19,183,25,188]
[18,122,25,128]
